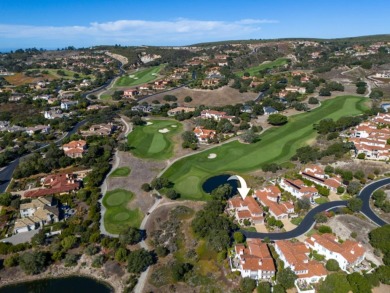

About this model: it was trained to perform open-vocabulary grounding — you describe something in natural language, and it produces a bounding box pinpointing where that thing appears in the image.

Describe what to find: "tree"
[163,95,177,102]
[318,225,332,234]
[114,247,128,262]
[241,129,258,144]
[211,184,233,200]
[319,87,331,96]
[63,253,79,267]
[347,198,363,212]
[182,131,198,149]
[141,183,151,192]
[314,212,328,223]
[19,251,48,275]
[119,227,143,245]
[257,282,272,293]
[31,230,46,246]
[337,186,345,194]
[0,192,12,206]
[184,96,192,103]
[233,231,245,243]
[240,277,257,293]
[277,267,297,289]
[61,235,77,251]
[150,177,171,190]
[155,246,169,257]
[375,265,390,285]
[347,272,372,293]
[318,273,352,293]
[347,181,361,195]
[369,225,390,255]
[4,254,19,267]
[127,249,155,273]
[297,197,311,211]
[171,262,193,281]
[357,153,366,160]
[165,188,180,200]
[326,259,340,271]
[268,114,288,125]
[308,97,319,104]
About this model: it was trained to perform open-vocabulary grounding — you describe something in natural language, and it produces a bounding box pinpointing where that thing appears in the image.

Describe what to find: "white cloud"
[0,18,278,46]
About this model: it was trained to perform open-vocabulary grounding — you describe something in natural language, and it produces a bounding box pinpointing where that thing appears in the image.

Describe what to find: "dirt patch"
[327,214,383,266]
[141,86,258,107]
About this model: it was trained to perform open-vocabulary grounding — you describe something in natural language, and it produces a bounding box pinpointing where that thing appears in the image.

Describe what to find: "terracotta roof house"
[305,233,366,271]
[231,238,276,280]
[255,186,294,220]
[193,126,216,143]
[200,110,235,121]
[228,196,264,225]
[24,173,81,198]
[62,139,87,158]
[300,165,342,192]
[275,240,327,284]
[279,178,319,202]
[123,89,139,98]
[167,107,195,116]
[80,123,115,137]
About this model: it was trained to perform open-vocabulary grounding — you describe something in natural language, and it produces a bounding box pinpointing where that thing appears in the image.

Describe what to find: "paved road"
[243,177,390,240]
[0,120,87,193]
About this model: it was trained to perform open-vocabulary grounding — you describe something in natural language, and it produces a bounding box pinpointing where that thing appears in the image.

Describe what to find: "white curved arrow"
[228,175,251,199]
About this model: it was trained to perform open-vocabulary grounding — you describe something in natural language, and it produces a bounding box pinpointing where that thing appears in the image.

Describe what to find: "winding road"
[243,177,390,240]
[0,120,87,193]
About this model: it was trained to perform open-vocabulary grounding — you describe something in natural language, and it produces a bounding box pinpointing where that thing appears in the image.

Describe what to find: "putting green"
[103,189,144,234]
[236,58,289,77]
[162,95,368,200]
[110,167,131,177]
[115,65,164,87]
[127,120,182,159]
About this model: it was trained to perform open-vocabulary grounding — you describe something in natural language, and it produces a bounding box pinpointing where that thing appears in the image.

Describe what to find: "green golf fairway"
[127,120,182,160]
[115,65,164,87]
[162,95,368,200]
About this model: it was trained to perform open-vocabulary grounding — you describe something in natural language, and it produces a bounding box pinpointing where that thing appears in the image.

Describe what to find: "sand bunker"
[159,128,170,133]
[208,153,217,159]
[146,122,153,125]
[171,125,177,128]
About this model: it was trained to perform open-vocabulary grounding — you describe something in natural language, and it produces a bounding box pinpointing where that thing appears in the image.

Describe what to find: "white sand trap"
[151,73,157,76]
[171,125,177,128]
[159,128,170,133]
[133,77,139,79]
[146,122,153,125]
[208,153,217,159]
[129,75,135,78]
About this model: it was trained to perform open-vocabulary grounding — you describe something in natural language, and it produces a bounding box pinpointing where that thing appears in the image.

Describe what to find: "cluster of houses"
[0,122,51,136]
[15,196,59,234]
[228,165,342,227]
[349,113,390,160]
[231,234,366,290]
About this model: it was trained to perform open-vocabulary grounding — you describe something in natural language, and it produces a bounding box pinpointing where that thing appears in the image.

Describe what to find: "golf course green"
[103,189,143,234]
[110,167,131,177]
[115,65,164,87]
[162,95,368,200]
[127,120,182,160]
[237,58,289,77]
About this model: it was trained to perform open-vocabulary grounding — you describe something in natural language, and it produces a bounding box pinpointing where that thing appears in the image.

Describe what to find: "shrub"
[318,225,332,234]
[357,153,366,159]
[326,259,340,271]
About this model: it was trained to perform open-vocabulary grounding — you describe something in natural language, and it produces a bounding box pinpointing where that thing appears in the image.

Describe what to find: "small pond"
[0,276,113,293]
[202,174,238,194]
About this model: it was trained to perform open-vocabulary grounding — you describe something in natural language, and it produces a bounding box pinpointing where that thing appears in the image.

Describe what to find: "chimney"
[258,259,263,266]
[351,249,355,255]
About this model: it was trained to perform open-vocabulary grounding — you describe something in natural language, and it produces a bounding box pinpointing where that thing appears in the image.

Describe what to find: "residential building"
[200,110,234,121]
[25,125,51,136]
[123,89,139,98]
[60,100,78,110]
[285,86,306,94]
[279,178,319,201]
[263,106,278,115]
[231,238,276,280]
[193,126,216,143]
[62,139,87,158]
[305,233,366,271]
[167,107,195,116]
[255,186,294,220]
[44,109,65,120]
[80,123,115,137]
[24,173,81,198]
[228,196,264,225]
[15,196,59,234]
[275,240,327,284]
[300,165,342,192]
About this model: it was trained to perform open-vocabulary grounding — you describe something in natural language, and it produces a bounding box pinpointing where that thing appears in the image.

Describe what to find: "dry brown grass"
[4,73,57,86]
[142,86,258,106]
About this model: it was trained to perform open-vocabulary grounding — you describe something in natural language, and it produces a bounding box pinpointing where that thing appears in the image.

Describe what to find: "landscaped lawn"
[102,189,143,234]
[162,95,368,200]
[127,120,182,160]
[110,167,131,177]
[236,58,289,77]
[115,65,164,87]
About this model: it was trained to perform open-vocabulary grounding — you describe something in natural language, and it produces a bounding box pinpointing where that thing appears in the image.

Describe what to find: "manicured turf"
[127,120,182,160]
[110,167,131,177]
[237,58,289,77]
[162,95,368,200]
[102,189,143,234]
[115,65,164,87]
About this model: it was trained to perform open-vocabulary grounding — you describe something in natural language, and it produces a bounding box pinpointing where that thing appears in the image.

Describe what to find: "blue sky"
[0,0,389,50]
